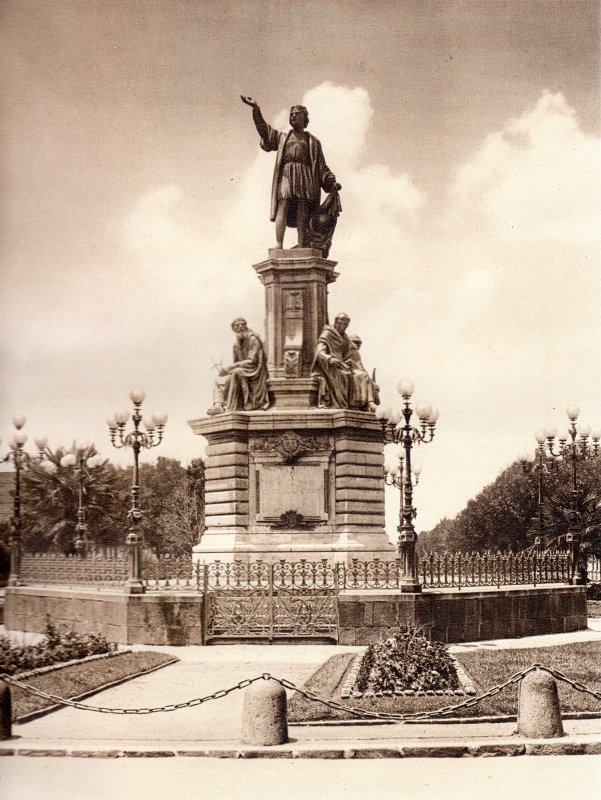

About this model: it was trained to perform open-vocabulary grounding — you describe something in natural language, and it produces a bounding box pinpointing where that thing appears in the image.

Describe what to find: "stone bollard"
[0,682,12,740]
[241,678,288,746]
[517,669,564,738]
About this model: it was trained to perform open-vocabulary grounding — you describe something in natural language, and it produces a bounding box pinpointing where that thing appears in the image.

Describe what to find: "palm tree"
[20,445,128,553]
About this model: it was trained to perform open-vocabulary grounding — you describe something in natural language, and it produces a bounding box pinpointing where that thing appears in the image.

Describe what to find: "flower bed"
[0,618,116,675]
[344,625,465,698]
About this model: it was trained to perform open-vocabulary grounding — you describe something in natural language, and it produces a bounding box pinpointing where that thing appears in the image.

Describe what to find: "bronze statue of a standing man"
[241,96,341,250]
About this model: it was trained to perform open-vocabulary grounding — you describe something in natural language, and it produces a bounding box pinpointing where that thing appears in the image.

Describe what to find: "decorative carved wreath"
[270,510,315,530]
[251,430,325,462]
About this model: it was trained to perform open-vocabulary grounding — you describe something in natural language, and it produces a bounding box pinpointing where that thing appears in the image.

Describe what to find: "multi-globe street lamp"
[107,390,167,593]
[1,416,47,585]
[537,405,600,584]
[384,459,422,520]
[59,441,103,556]
[376,380,439,593]
[518,432,558,551]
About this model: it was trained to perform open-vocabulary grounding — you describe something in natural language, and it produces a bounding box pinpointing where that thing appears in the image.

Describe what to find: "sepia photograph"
[1,1,600,798]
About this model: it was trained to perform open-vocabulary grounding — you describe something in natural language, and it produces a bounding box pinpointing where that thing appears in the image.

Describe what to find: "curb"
[291,710,601,726]
[1,737,601,759]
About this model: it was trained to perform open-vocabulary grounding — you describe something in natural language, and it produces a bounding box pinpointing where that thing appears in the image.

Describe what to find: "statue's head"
[349,334,362,349]
[334,312,350,334]
[289,105,309,130]
[231,317,249,338]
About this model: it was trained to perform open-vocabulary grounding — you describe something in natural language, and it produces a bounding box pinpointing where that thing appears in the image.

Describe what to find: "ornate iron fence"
[16,550,573,592]
[418,550,571,589]
[205,559,338,591]
[588,556,601,584]
[203,559,340,641]
[19,550,200,592]
[20,550,129,588]
[142,556,201,592]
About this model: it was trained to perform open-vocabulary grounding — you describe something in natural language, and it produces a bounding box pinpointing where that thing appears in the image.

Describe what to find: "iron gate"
[203,559,339,642]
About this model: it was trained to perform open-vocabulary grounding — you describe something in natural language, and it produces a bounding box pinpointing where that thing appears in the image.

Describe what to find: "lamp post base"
[399,580,422,594]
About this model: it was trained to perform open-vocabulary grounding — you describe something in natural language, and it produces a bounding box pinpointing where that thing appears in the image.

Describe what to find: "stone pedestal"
[190,248,394,562]
[254,248,337,408]
[189,408,394,562]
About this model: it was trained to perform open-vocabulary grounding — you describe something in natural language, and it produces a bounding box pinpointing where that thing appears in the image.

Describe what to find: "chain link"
[0,673,266,715]
[1,663,599,721]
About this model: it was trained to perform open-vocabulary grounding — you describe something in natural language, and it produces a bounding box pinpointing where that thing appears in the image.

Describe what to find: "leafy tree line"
[418,458,601,557]
[2,449,205,558]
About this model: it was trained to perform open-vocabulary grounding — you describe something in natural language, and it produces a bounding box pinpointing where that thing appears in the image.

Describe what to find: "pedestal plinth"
[189,408,394,562]
[253,249,338,407]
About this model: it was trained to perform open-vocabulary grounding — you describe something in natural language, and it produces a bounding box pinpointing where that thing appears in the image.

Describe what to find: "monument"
[188,97,394,562]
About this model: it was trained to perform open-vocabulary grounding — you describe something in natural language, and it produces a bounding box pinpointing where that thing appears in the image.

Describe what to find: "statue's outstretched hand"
[241,95,259,108]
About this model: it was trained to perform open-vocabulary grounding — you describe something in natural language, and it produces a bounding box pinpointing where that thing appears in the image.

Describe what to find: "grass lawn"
[288,642,601,723]
[9,651,178,722]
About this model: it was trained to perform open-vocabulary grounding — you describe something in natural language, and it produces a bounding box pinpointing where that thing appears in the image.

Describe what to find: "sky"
[1,0,600,534]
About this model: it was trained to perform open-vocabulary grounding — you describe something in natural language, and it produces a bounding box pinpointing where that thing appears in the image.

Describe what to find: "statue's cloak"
[227,331,269,411]
[259,124,335,227]
[311,324,351,409]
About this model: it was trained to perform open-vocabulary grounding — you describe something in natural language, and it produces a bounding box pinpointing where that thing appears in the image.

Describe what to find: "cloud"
[449,91,601,243]
[123,185,187,250]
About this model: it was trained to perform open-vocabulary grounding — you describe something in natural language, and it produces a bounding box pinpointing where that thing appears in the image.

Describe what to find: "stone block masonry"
[189,408,394,562]
[337,585,587,645]
[5,584,586,646]
[4,587,204,646]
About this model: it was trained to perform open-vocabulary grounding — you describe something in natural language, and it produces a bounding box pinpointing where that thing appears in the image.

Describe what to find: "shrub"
[354,624,460,694]
[0,616,116,676]
[587,583,601,601]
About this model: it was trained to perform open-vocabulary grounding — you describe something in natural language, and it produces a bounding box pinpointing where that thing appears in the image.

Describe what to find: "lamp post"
[376,381,438,593]
[107,390,167,594]
[541,405,600,585]
[518,431,557,552]
[1,416,47,585]
[60,441,103,557]
[384,459,422,520]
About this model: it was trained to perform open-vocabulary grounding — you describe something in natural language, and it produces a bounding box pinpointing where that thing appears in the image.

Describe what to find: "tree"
[18,452,205,556]
[187,458,206,537]
[543,459,601,557]
[133,456,205,555]
[443,462,533,552]
[416,517,452,554]
[422,455,601,557]
[20,445,129,553]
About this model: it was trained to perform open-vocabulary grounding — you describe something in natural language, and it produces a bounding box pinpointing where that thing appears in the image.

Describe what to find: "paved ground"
[3,755,601,800]
[2,622,601,760]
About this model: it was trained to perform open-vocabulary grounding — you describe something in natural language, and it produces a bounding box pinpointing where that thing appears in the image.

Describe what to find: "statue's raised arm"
[240,94,342,255]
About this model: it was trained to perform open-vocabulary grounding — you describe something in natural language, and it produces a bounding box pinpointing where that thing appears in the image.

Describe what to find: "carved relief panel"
[283,289,304,378]
[249,431,334,528]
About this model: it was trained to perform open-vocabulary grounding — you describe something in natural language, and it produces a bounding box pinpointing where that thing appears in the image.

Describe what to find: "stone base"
[193,528,395,564]
[267,377,318,409]
[189,407,394,562]
[337,584,588,645]
[4,586,204,646]
[4,584,587,647]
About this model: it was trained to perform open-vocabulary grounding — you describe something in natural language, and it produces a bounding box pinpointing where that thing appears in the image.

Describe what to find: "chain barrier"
[1,664,600,722]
